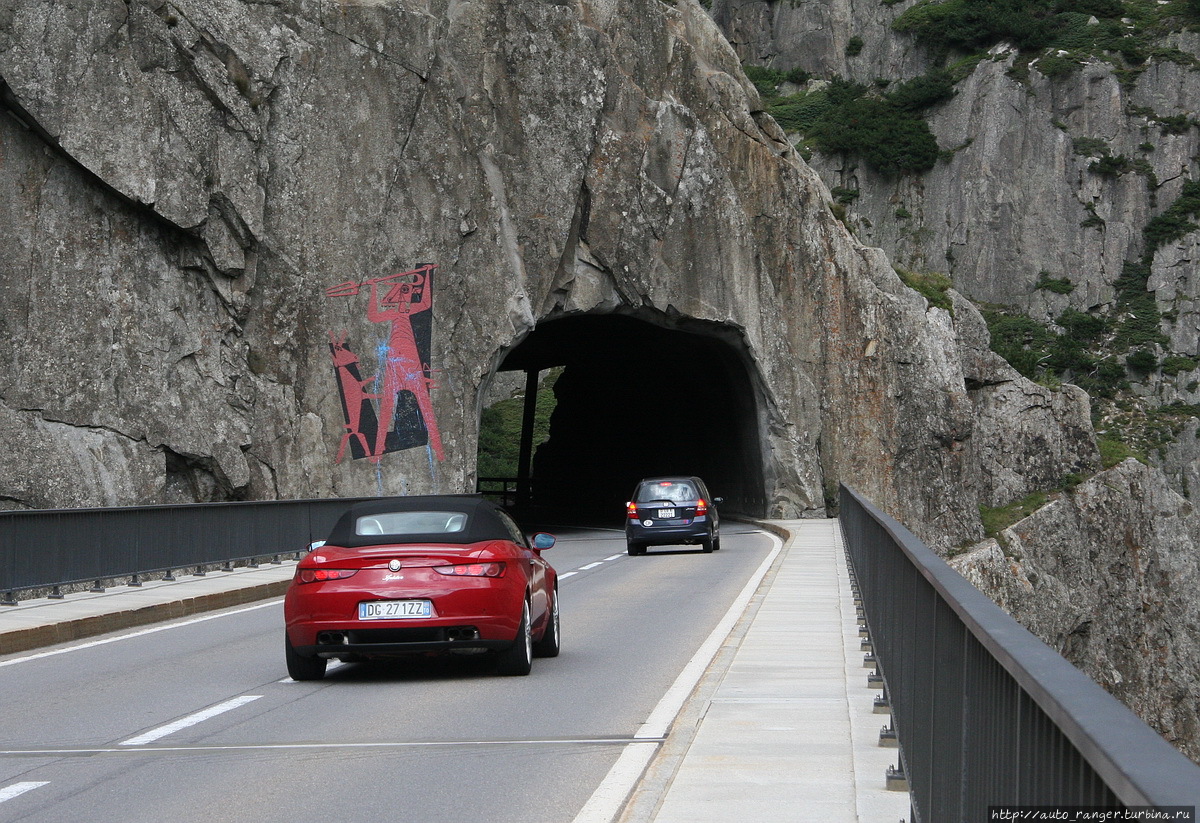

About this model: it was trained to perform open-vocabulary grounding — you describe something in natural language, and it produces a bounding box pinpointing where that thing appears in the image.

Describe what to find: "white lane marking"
[0,782,48,803]
[0,600,282,668]
[572,530,784,823]
[120,695,262,746]
[602,554,624,561]
[278,660,346,683]
[0,736,655,756]
[579,562,603,570]
[559,572,578,579]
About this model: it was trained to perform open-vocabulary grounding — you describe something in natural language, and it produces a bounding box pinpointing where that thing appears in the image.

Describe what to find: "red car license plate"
[358,600,433,620]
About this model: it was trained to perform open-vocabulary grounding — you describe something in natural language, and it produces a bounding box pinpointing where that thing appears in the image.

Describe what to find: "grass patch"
[760,73,953,176]
[896,267,954,310]
[892,0,1197,72]
[477,368,561,478]
[1097,434,1146,467]
[1036,271,1075,294]
[980,490,1050,538]
[1161,355,1199,375]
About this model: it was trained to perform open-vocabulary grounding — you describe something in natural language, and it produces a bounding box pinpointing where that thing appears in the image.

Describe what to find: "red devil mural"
[326,264,444,463]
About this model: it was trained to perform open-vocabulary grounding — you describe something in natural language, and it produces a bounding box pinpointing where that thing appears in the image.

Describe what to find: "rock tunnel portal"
[492,313,767,523]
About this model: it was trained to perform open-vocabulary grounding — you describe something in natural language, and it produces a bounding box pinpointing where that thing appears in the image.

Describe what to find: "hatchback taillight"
[433,562,505,578]
[297,568,358,584]
[696,499,708,516]
[626,502,639,519]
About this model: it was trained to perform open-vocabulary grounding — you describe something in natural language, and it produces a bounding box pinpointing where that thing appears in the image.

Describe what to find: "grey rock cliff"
[953,460,1200,761]
[0,0,1079,551]
[951,291,1100,508]
[709,0,1200,759]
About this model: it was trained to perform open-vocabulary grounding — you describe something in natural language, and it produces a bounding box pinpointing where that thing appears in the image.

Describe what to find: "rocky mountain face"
[0,0,1097,550]
[710,0,1200,758]
[953,460,1200,762]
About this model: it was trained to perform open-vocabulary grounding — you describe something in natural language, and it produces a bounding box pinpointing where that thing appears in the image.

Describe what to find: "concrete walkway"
[0,520,910,821]
[622,519,910,822]
[0,562,297,656]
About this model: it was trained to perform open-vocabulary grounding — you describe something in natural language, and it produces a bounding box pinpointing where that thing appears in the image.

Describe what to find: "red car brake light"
[696,499,708,516]
[626,502,639,519]
[433,562,505,578]
[297,568,358,584]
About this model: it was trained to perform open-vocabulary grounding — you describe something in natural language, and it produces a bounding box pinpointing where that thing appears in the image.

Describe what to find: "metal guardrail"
[476,477,521,509]
[0,497,370,604]
[840,483,1200,820]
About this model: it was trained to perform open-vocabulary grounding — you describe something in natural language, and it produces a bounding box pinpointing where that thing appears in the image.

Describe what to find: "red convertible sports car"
[284,495,559,680]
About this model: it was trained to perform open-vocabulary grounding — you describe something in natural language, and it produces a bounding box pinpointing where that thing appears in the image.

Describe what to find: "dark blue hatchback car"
[625,476,721,555]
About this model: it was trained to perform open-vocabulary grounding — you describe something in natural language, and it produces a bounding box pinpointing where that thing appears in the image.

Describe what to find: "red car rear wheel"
[285,632,327,681]
[496,600,533,676]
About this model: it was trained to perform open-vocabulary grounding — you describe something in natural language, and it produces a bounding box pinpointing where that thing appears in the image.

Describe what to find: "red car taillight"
[433,562,505,578]
[296,568,358,584]
[626,502,639,519]
[696,499,708,516]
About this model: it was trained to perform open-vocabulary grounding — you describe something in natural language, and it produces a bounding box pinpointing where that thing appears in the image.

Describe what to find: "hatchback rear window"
[356,511,468,536]
[636,482,697,503]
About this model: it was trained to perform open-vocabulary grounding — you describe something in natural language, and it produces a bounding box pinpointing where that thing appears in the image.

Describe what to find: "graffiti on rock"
[326,264,444,464]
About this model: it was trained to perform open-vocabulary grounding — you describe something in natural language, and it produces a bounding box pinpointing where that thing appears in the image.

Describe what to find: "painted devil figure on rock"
[326,264,444,463]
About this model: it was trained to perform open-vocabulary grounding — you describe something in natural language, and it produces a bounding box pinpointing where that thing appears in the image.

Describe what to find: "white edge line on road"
[579,562,603,570]
[571,530,785,823]
[120,695,262,746]
[0,782,49,803]
[602,554,625,562]
[0,600,282,669]
[559,572,578,579]
[572,743,659,823]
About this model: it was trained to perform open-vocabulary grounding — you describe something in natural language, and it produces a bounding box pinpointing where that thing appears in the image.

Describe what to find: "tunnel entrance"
[486,313,766,524]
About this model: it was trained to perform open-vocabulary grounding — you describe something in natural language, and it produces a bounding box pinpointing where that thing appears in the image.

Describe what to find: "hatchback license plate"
[358,600,433,620]
[658,508,676,519]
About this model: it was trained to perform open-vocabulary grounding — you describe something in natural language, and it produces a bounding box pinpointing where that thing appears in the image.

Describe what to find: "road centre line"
[120,695,262,746]
[0,600,281,668]
[564,553,626,578]
[572,530,785,823]
[0,782,48,803]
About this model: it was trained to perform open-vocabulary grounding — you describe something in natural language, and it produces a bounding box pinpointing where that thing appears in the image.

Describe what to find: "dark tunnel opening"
[490,313,766,525]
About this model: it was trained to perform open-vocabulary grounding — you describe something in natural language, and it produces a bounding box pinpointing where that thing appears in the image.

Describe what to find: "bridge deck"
[0,519,911,821]
[626,519,909,822]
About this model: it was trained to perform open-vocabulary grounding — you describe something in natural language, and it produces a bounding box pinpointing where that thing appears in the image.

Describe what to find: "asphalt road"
[0,524,776,823]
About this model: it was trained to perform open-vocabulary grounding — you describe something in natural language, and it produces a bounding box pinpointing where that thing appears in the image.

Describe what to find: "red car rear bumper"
[284,575,526,657]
